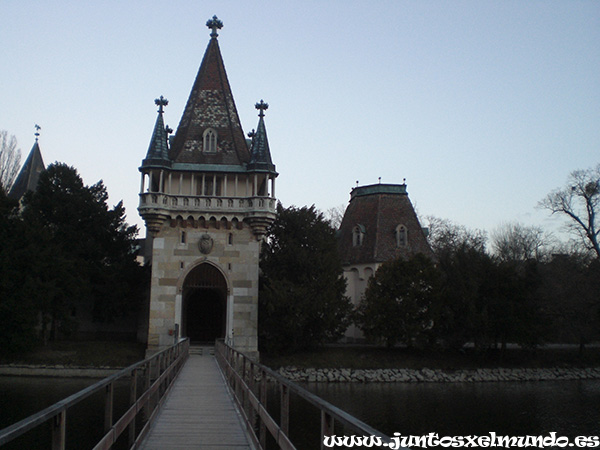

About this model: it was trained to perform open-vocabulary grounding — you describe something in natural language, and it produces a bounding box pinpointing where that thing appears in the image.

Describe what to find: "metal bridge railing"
[215,340,393,450]
[0,338,189,450]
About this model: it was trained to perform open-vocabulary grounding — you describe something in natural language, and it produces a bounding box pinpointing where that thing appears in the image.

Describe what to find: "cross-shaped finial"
[206,15,223,38]
[155,96,168,113]
[255,100,269,117]
[34,124,41,141]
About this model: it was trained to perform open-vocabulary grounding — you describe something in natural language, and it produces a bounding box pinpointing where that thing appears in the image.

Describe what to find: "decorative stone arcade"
[138,17,277,356]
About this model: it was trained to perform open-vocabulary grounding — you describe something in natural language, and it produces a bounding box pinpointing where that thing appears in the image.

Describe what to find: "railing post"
[242,355,247,413]
[104,382,114,434]
[51,410,66,450]
[320,411,334,450]
[248,360,257,431]
[260,368,267,449]
[144,361,151,417]
[280,384,290,436]
[129,368,138,447]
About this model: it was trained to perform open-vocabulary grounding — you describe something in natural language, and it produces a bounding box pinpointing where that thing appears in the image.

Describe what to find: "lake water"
[1,376,599,449]
[0,376,131,450]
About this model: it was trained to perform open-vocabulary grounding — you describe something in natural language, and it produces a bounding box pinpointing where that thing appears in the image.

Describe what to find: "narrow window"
[228,233,233,245]
[352,225,364,247]
[203,128,218,153]
[396,225,408,247]
[181,231,187,244]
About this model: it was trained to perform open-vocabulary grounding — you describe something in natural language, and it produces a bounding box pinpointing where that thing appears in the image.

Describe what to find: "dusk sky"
[2,1,599,240]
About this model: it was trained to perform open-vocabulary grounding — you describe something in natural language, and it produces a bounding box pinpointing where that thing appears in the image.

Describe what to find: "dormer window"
[395,225,408,247]
[203,128,218,153]
[352,224,365,247]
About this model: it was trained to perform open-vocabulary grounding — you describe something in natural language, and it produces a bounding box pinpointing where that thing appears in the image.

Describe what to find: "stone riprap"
[277,366,600,383]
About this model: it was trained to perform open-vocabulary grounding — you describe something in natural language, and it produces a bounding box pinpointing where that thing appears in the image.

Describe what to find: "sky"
[2,1,599,240]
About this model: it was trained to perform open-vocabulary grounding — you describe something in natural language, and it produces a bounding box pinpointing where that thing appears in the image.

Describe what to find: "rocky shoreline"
[277,366,600,383]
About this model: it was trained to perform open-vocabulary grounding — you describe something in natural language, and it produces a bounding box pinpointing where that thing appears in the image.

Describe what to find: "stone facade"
[145,219,263,354]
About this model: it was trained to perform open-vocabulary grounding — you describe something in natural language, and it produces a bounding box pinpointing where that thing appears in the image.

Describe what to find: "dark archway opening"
[182,263,227,344]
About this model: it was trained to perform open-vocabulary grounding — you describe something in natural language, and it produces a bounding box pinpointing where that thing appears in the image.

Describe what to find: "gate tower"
[138,16,277,356]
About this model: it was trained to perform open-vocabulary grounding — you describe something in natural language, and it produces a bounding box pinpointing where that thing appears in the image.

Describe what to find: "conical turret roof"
[248,100,277,174]
[8,138,45,200]
[169,16,249,167]
[142,96,171,168]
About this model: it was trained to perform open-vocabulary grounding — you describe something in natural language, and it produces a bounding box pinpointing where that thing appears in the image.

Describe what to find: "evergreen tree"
[259,204,352,353]
[19,163,145,341]
[357,254,441,348]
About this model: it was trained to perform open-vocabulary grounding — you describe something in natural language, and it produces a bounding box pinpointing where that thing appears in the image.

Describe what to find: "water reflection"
[304,380,600,438]
[0,376,130,450]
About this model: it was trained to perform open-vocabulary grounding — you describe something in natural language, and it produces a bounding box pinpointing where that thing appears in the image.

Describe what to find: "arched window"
[352,224,365,247]
[395,225,408,247]
[203,128,217,153]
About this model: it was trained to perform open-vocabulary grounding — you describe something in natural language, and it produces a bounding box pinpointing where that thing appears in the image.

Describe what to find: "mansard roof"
[169,19,250,167]
[337,183,434,265]
[8,140,45,200]
[247,101,277,174]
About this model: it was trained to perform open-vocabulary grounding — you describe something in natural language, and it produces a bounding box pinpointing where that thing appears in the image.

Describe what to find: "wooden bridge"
[0,339,393,450]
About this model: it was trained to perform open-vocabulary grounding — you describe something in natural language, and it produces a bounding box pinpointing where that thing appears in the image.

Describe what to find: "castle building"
[138,16,277,356]
[337,182,434,342]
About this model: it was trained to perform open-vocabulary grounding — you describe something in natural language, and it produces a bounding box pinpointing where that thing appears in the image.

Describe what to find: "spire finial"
[206,15,223,38]
[155,96,168,113]
[255,100,269,118]
[34,124,41,142]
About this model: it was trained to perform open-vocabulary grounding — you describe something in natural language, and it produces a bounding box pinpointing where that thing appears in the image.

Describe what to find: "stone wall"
[277,366,600,383]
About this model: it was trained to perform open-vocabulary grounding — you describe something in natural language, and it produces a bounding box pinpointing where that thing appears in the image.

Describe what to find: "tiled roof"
[142,97,171,168]
[8,140,45,200]
[338,183,434,265]
[247,102,277,174]
[169,27,249,167]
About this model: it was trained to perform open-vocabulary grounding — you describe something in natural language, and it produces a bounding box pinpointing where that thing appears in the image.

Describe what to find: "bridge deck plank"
[140,352,251,450]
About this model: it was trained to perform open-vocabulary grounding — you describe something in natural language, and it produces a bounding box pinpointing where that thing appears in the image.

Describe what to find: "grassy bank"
[261,346,600,371]
[1,341,146,367]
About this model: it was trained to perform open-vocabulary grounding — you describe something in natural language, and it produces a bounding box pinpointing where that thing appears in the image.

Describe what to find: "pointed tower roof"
[142,96,172,168]
[247,100,277,174]
[8,128,46,200]
[169,16,250,167]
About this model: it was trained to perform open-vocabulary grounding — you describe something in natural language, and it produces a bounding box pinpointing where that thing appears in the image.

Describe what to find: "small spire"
[206,15,223,38]
[255,100,268,117]
[378,177,382,184]
[247,129,256,139]
[34,124,41,142]
[155,96,168,113]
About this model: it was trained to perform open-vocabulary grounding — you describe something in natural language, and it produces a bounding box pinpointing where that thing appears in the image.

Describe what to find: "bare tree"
[539,164,600,259]
[0,130,22,194]
[324,203,347,230]
[425,216,487,255]
[491,222,551,262]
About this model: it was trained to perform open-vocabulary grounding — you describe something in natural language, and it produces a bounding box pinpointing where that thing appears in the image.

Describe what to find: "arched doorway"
[181,263,228,344]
